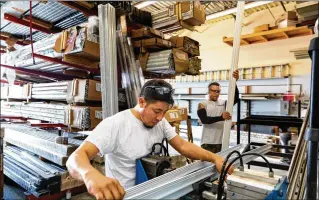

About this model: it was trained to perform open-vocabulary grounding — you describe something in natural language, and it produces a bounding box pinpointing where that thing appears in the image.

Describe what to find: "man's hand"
[232,70,239,81]
[213,154,235,175]
[84,171,125,200]
[221,112,231,120]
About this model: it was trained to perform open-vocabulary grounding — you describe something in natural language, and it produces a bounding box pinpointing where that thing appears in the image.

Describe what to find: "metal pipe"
[0,128,4,200]
[33,53,100,74]
[0,64,73,80]
[306,37,319,200]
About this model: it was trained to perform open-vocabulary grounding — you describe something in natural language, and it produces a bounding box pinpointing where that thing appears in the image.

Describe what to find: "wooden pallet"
[223,26,313,46]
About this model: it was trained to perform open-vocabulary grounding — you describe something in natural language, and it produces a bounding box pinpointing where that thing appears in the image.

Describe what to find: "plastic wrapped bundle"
[187,57,201,75]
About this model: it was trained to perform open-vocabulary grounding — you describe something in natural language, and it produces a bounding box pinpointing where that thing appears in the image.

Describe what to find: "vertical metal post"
[0,128,4,200]
[237,100,241,144]
[298,100,301,119]
[305,37,319,200]
[221,1,245,150]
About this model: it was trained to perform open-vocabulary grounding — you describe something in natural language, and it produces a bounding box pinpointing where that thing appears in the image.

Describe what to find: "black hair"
[140,79,174,105]
[208,82,220,89]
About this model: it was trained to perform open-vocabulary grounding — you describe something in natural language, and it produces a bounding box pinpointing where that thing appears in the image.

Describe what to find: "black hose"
[151,143,168,156]
[217,152,273,200]
[217,150,243,200]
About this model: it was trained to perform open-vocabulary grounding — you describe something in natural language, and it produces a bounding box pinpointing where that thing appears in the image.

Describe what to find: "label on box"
[179,109,185,115]
[95,111,103,119]
[96,83,101,92]
[169,112,179,119]
[175,52,187,60]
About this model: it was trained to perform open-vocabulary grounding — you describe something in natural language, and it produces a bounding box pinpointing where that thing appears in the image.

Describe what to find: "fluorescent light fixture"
[135,1,156,9]
[206,1,273,20]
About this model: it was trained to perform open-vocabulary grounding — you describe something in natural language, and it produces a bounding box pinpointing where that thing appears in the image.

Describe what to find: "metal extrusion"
[125,144,271,199]
[98,4,118,118]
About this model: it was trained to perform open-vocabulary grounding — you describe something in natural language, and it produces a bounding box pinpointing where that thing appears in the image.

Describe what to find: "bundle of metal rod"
[31,81,71,100]
[3,145,68,197]
[117,32,143,108]
[0,128,3,200]
[2,124,82,166]
[146,50,175,74]
[5,34,61,68]
[187,57,201,75]
[285,106,310,199]
[98,4,118,118]
[1,101,66,124]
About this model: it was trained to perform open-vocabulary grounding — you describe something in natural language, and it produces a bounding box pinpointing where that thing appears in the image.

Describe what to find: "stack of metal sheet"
[296,1,318,26]
[4,145,63,197]
[2,124,82,166]
[290,48,310,60]
[146,50,175,74]
[4,145,83,197]
[152,6,179,33]
[31,81,71,100]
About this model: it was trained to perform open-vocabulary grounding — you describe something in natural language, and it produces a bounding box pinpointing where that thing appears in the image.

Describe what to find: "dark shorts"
[201,144,222,153]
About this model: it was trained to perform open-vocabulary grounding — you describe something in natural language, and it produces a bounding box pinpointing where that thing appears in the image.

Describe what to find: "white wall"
[178,4,316,96]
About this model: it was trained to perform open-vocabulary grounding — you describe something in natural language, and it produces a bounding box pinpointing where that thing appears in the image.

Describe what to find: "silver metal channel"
[125,144,271,199]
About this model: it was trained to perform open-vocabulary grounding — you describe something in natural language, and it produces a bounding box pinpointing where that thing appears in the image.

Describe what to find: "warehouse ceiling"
[0,1,297,51]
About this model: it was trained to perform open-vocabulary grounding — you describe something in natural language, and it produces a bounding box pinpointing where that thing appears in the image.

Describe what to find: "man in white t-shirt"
[67,79,231,200]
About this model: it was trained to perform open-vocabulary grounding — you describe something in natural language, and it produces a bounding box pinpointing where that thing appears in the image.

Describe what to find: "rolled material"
[222,1,245,150]
[187,57,201,75]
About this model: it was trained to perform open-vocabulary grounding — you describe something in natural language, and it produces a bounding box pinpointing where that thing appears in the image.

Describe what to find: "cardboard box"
[165,109,183,123]
[277,11,298,28]
[131,27,164,40]
[7,84,31,99]
[170,36,200,56]
[63,54,99,69]
[173,48,189,74]
[138,53,150,71]
[141,38,172,50]
[178,107,188,121]
[179,0,206,26]
[54,27,100,61]
[254,24,269,33]
[1,86,9,99]
[66,79,101,103]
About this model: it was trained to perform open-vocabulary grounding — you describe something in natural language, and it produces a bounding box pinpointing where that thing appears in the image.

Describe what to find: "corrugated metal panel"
[1,23,37,36]
[54,12,87,29]
[25,1,77,23]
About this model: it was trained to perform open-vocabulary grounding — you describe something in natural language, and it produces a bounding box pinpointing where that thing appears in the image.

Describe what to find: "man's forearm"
[66,151,100,181]
[197,109,224,124]
[179,141,218,163]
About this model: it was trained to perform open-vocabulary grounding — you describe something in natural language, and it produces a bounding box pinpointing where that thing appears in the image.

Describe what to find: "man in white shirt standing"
[67,79,232,200]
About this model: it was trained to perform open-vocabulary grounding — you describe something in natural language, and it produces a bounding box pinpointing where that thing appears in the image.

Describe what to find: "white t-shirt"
[85,109,177,189]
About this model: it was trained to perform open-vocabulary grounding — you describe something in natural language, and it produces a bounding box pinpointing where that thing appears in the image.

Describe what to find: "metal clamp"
[304,128,319,142]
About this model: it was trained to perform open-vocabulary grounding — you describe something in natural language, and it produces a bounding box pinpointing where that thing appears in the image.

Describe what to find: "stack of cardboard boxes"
[133,27,201,76]
[152,0,206,33]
